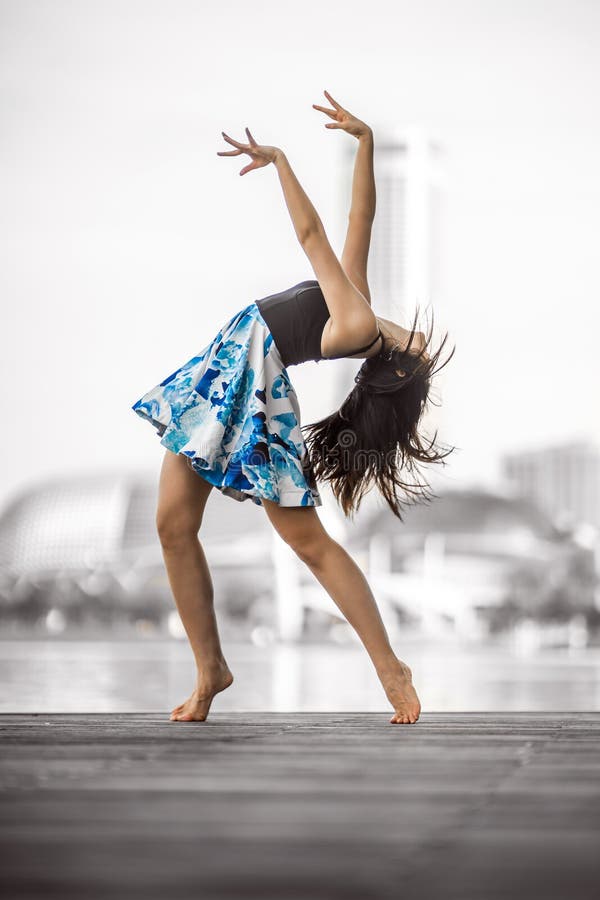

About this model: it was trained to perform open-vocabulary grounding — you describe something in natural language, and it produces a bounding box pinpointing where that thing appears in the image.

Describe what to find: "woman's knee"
[291,533,332,568]
[155,506,201,548]
[155,450,211,548]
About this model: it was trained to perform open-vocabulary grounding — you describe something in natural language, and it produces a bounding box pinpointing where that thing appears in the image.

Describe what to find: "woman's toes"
[390,709,420,724]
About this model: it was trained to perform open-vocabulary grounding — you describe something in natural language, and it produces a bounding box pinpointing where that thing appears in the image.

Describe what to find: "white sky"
[1,0,599,511]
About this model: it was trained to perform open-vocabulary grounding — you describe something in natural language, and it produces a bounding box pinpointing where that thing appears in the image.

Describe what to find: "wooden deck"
[1,712,599,899]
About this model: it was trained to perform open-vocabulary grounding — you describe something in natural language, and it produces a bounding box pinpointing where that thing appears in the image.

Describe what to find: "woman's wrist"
[358,127,373,143]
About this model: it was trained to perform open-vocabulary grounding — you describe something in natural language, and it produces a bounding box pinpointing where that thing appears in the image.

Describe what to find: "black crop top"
[255,279,383,368]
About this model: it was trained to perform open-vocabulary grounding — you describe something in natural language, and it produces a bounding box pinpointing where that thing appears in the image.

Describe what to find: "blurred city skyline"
[2,0,600,513]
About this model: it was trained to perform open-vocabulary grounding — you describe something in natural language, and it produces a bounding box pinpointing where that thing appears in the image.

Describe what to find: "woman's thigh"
[261,498,330,563]
[156,450,213,536]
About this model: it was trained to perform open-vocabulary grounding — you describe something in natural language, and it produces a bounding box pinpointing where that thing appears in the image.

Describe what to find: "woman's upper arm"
[302,227,376,336]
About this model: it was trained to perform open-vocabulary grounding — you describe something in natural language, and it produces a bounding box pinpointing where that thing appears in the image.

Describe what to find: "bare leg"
[156,450,233,722]
[262,500,420,725]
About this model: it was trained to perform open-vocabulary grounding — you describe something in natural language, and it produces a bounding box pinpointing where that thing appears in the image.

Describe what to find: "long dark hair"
[301,307,456,520]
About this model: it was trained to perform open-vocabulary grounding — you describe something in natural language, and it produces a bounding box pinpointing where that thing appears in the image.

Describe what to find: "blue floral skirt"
[131,301,322,507]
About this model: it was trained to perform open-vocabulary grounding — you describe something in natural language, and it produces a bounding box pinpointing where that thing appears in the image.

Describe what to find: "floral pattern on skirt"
[131,301,322,507]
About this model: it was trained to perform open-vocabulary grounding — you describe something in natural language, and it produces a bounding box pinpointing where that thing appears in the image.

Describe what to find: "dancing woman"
[131,90,454,726]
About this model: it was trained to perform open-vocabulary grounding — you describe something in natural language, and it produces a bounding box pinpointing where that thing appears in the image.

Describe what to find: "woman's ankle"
[194,654,230,676]
[375,653,412,680]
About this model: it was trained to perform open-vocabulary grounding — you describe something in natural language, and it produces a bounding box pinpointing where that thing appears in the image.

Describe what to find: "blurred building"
[502,440,600,530]
[0,470,274,638]
[368,124,446,322]
[333,124,447,325]
[345,487,596,640]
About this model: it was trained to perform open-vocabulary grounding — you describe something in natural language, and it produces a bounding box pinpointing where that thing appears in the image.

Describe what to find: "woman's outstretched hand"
[312,90,372,140]
[217,127,281,176]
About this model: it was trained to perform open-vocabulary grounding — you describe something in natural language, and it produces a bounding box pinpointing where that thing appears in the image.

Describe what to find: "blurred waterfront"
[1,637,600,713]
[1,457,599,647]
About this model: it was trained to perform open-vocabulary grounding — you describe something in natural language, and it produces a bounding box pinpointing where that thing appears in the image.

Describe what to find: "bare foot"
[379,661,421,725]
[170,662,234,722]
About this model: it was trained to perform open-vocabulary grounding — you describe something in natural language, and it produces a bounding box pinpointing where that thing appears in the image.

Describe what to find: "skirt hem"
[132,408,323,509]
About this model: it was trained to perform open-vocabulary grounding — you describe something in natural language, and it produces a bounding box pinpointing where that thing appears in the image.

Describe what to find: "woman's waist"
[252,301,292,368]
[254,282,327,367]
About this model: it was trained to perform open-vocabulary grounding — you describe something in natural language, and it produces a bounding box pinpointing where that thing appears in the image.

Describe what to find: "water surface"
[1,638,599,713]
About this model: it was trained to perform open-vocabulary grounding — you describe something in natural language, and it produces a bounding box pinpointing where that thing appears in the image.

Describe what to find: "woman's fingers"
[221,131,248,149]
[323,89,345,112]
[239,160,258,176]
[313,103,346,130]
[218,130,251,158]
[313,91,350,130]
[312,103,338,119]
[217,129,276,173]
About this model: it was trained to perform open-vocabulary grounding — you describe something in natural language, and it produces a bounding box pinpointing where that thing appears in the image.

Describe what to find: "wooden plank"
[0,713,599,899]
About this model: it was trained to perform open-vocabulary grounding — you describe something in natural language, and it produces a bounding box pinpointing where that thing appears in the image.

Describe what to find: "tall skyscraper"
[368,124,446,321]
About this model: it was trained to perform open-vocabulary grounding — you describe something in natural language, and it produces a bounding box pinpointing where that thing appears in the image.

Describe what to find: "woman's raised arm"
[271,150,325,245]
[312,90,376,305]
[217,125,376,341]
